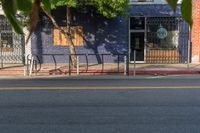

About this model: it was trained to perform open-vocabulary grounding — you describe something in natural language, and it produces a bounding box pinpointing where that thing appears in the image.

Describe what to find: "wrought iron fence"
[0,15,25,68]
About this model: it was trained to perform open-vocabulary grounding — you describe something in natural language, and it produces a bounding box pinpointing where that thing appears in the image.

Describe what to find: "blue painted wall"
[31,6,128,64]
[31,4,188,64]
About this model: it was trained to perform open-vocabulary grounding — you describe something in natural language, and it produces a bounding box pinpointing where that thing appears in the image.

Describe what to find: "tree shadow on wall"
[70,8,128,64]
[32,13,53,64]
[35,7,128,64]
[32,23,43,63]
[74,9,128,64]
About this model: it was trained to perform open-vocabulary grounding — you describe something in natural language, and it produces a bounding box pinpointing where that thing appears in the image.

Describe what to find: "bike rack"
[26,53,129,76]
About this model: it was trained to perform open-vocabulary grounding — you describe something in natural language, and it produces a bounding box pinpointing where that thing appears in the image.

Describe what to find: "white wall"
[0,5,3,15]
[24,28,32,64]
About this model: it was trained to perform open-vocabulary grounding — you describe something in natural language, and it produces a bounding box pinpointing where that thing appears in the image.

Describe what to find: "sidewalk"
[0,63,200,76]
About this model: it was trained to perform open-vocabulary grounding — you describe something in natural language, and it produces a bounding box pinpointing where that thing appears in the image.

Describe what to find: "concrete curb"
[1,73,200,80]
[0,69,200,75]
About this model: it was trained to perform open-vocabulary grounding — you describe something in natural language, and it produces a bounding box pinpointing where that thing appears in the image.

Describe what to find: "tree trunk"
[42,7,77,68]
[66,7,77,68]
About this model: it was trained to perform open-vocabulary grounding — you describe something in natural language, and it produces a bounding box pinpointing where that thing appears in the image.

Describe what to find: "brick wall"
[192,0,200,63]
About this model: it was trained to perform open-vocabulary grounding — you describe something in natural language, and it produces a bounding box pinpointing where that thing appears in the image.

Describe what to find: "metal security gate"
[0,15,25,68]
[145,17,190,64]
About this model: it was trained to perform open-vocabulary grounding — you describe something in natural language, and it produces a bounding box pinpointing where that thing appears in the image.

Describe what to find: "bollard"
[34,60,37,75]
[29,57,34,76]
[24,65,27,76]
[77,56,79,75]
[124,56,127,75]
[26,56,30,76]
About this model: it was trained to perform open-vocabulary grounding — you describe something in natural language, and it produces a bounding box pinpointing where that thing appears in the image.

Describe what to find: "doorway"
[130,32,145,62]
[129,17,145,63]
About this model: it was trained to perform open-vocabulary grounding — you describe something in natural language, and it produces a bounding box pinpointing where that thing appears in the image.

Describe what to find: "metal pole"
[0,39,3,69]
[68,55,71,76]
[126,54,129,76]
[34,60,37,76]
[134,50,136,77]
[101,54,104,72]
[77,56,79,75]
[52,55,57,70]
[26,55,30,76]
[117,55,120,72]
[124,56,127,75]
[187,27,191,69]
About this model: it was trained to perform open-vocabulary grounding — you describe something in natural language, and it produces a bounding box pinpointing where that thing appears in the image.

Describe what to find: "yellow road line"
[0,86,200,90]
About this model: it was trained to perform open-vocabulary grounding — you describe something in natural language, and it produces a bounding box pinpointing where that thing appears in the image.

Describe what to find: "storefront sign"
[156,26,168,39]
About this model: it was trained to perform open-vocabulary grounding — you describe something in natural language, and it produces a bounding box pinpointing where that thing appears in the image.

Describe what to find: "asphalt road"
[1,74,200,88]
[1,75,200,133]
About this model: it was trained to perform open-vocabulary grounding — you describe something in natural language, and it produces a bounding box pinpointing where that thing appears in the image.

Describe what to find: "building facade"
[0,0,198,65]
[31,0,190,64]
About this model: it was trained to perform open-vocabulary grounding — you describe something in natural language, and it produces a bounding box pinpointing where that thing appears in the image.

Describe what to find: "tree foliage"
[0,0,193,34]
[166,0,192,27]
[0,0,32,34]
[0,0,129,34]
[49,0,129,17]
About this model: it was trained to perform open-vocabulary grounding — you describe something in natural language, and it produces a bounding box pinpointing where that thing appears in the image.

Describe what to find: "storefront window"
[146,17,179,49]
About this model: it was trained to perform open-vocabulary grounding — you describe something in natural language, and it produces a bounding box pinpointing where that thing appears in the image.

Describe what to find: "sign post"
[134,50,136,77]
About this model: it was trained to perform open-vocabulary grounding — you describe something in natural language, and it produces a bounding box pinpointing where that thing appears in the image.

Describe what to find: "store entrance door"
[130,32,145,63]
